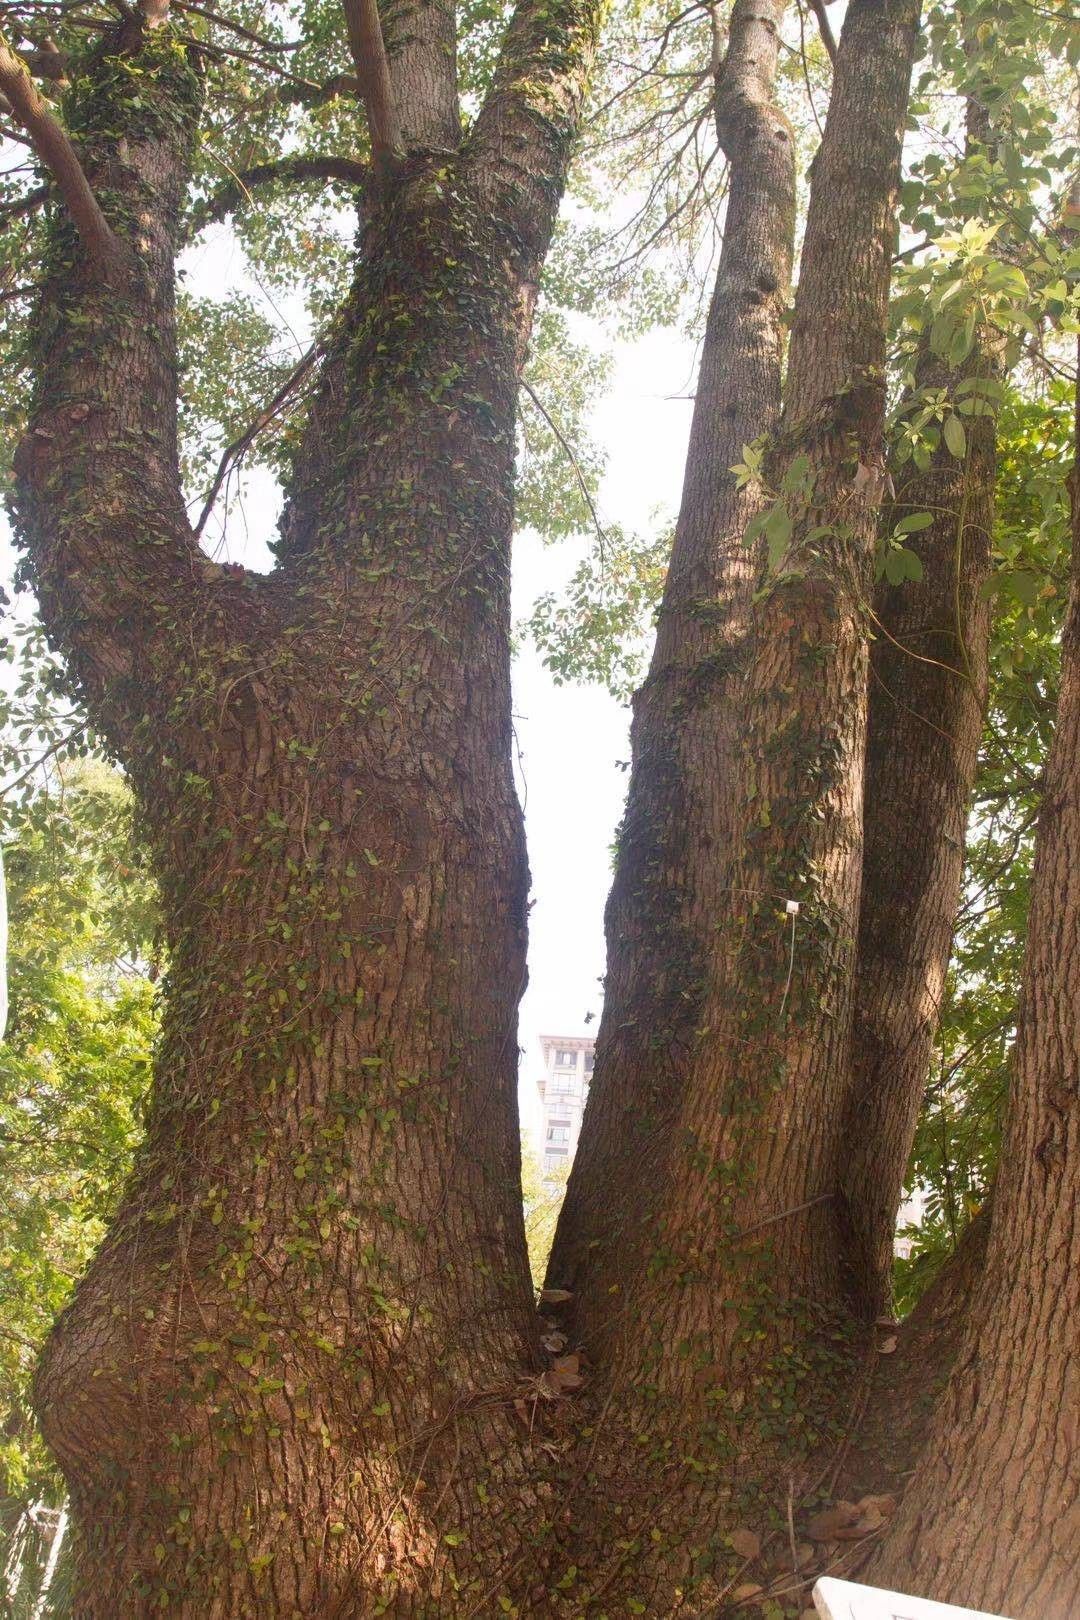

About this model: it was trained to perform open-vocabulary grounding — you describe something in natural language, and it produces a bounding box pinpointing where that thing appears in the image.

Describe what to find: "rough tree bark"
[867,349,1080,1619]
[14,0,1072,1601]
[562,0,922,1396]
[548,0,797,1357]
[840,110,1003,1311]
[15,1,602,1613]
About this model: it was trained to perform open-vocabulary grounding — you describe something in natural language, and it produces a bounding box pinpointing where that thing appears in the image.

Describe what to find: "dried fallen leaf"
[548,1354,584,1392]
[540,1330,568,1354]
[539,1288,573,1306]
[729,1528,761,1561]
[731,1584,763,1603]
[877,1335,898,1354]
[806,1502,862,1541]
[795,1541,816,1568]
[856,1493,897,1520]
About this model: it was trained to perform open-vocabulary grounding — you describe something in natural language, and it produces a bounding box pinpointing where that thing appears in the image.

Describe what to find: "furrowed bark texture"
[841,1206,990,1502]
[547,0,796,1356]
[589,0,921,1411]
[840,341,999,1314]
[18,3,603,1613]
[868,354,1080,1620]
[380,0,459,150]
[839,102,1003,1316]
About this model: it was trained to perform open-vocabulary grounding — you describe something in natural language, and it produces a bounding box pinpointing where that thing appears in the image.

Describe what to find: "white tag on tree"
[814,1578,1010,1620]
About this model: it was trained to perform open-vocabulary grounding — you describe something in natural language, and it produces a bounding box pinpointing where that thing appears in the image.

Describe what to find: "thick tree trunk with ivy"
[16,5,601,1614]
[840,344,1000,1314]
[547,0,796,1357]
[9,0,1075,1606]
[838,99,1003,1314]
[556,0,921,1394]
[866,361,1080,1620]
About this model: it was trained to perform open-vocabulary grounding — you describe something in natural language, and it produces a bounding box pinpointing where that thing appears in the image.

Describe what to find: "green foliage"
[523,522,670,696]
[521,1137,570,1289]
[518,306,612,540]
[176,290,301,496]
[0,766,157,1510]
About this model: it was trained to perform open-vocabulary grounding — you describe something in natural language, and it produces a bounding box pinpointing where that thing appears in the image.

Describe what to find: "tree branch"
[0,32,123,270]
[11,27,232,740]
[341,0,402,168]
[194,342,321,535]
[187,153,368,237]
[805,0,837,63]
[0,182,49,221]
[467,0,605,262]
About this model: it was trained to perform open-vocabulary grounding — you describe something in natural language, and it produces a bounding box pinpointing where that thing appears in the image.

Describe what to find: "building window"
[547,1124,570,1145]
[551,1070,577,1093]
[583,1049,594,1074]
[555,1049,576,1068]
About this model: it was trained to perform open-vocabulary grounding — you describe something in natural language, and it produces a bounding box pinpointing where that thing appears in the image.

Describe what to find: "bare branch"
[520,377,608,561]
[194,342,322,536]
[806,0,837,63]
[172,0,304,51]
[341,0,402,168]
[0,30,123,269]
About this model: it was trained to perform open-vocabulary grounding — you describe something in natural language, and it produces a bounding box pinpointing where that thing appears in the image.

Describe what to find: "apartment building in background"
[537,1034,595,1172]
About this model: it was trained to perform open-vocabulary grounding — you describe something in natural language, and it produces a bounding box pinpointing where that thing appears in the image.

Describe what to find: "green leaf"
[896,511,934,534]
[944,414,967,458]
[884,547,924,586]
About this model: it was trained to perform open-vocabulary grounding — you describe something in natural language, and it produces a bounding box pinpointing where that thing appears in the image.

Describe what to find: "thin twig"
[520,376,608,562]
[735,1190,833,1242]
[0,722,87,797]
[193,343,321,535]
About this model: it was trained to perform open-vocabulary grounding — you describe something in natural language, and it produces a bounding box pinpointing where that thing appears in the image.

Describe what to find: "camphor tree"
[546,0,1079,1611]
[0,0,1078,1610]
[1,0,605,1605]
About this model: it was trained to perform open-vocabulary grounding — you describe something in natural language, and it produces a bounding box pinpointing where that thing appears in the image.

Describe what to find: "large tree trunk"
[840,294,1001,1311]
[548,0,796,1357]
[579,0,921,1394]
[867,355,1080,1620]
[18,8,601,1614]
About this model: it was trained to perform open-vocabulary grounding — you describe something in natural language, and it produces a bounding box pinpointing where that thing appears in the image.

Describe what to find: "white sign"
[814,1577,1009,1620]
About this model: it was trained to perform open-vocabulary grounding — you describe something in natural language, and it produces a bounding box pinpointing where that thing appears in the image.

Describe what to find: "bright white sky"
[511,331,696,1141]
[0,210,700,1152]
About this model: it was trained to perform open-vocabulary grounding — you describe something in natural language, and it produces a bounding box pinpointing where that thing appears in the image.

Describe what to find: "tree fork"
[19,0,606,1609]
[584,0,922,1418]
